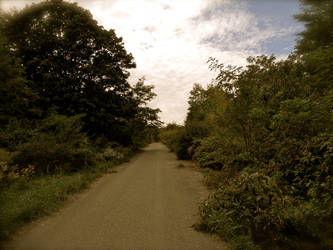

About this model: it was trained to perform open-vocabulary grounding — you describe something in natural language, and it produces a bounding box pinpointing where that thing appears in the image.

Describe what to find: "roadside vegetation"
[0,0,160,242]
[160,0,333,249]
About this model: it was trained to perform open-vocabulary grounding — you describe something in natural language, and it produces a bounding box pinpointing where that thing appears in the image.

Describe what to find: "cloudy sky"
[2,0,303,124]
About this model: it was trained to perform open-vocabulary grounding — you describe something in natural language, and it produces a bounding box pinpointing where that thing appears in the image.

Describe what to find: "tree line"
[160,0,333,249]
[0,0,161,177]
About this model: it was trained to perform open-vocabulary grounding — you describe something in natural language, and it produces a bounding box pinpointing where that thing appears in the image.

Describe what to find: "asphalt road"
[4,143,227,250]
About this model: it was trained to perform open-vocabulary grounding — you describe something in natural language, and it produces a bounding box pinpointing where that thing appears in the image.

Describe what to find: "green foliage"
[193,137,225,170]
[200,167,332,249]
[159,125,192,160]
[0,119,34,151]
[0,0,160,160]
[295,0,333,55]
[189,53,333,248]
[126,77,162,147]
[3,1,160,146]
[199,171,291,248]
[175,1,333,247]
[11,114,94,175]
[0,27,40,127]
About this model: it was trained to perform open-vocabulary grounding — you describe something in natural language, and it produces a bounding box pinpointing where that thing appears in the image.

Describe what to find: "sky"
[1,0,304,124]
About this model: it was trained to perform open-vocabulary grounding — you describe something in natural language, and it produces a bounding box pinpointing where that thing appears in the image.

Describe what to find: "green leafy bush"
[160,126,192,160]
[11,114,94,174]
[0,119,34,151]
[193,137,225,169]
[199,171,291,248]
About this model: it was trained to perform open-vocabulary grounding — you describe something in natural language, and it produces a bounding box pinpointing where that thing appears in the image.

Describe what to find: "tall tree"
[4,0,136,142]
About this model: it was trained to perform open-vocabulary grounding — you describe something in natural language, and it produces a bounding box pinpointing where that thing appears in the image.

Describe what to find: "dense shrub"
[193,137,225,170]
[199,168,333,248]
[0,119,34,151]
[160,126,192,160]
[11,114,94,174]
[199,171,290,248]
[193,136,252,171]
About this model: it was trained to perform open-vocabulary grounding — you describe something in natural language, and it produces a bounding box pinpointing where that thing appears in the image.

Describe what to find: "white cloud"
[2,0,300,124]
[83,0,254,123]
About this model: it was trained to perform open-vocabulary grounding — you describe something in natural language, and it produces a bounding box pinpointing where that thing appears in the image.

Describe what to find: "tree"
[4,0,136,143]
[0,17,40,128]
[131,77,162,128]
[295,0,333,97]
[295,0,333,55]
[125,78,162,147]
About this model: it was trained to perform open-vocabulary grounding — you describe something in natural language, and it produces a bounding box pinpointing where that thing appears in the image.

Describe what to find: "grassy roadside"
[0,152,135,243]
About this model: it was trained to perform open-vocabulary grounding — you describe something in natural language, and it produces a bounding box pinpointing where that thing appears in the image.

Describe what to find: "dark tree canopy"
[4,0,149,143]
[0,28,40,127]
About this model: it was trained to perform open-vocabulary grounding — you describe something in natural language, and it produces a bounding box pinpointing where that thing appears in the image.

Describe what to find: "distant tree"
[124,78,162,147]
[186,84,206,123]
[295,0,333,97]
[295,0,333,54]
[131,77,162,127]
[4,0,136,143]
[165,123,182,130]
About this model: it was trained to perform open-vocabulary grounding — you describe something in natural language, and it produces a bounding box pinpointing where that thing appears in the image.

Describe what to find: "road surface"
[4,143,227,250]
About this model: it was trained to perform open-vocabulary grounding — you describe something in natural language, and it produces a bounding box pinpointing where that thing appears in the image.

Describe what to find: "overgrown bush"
[200,169,333,248]
[0,119,34,151]
[10,114,94,175]
[196,130,333,250]
[193,137,225,170]
[199,171,292,248]
[160,126,192,160]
